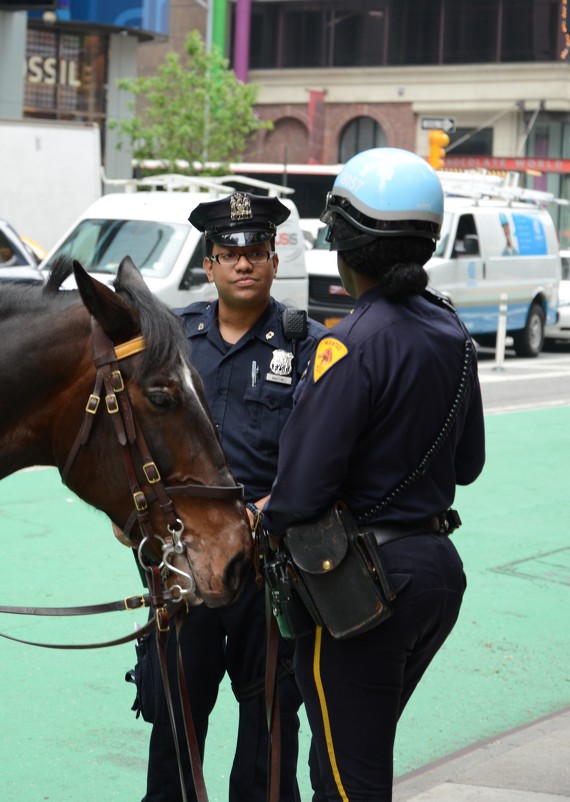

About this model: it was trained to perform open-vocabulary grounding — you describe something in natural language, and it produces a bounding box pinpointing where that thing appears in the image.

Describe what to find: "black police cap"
[188,192,291,247]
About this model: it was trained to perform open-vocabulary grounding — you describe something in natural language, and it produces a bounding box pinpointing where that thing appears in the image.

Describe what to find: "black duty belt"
[366,508,462,547]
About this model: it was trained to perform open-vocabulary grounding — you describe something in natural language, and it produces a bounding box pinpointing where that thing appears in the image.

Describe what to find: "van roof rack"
[438,170,568,207]
[102,171,294,197]
[102,172,236,195]
[207,175,294,197]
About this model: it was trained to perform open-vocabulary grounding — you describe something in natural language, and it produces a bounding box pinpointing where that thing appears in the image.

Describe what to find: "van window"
[43,218,188,279]
[452,214,479,256]
[434,212,451,257]
[179,238,209,290]
[314,225,330,250]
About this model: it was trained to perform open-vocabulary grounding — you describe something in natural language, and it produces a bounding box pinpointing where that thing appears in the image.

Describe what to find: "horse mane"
[41,255,190,376]
[0,257,76,315]
[113,266,190,376]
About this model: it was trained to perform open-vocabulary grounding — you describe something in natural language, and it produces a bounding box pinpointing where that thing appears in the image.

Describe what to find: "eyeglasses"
[209,250,276,267]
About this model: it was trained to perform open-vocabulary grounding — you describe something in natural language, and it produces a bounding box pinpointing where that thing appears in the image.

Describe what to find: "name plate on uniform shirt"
[266,373,293,385]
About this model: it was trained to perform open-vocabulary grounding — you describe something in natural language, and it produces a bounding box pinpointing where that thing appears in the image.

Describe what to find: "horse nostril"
[224,551,250,596]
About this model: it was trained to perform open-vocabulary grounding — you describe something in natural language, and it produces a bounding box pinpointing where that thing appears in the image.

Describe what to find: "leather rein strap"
[146,566,208,802]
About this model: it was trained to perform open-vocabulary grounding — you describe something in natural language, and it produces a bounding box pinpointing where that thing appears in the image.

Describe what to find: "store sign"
[445,156,570,174]
[27,56,81,87]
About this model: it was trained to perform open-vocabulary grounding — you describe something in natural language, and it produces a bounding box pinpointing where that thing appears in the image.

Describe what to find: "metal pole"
[493,293,508,371]
[282,145,288,187]
[195,0,213,51]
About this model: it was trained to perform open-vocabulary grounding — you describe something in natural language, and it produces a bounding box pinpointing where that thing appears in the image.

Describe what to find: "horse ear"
[73,261,140,341]
[115,256,153,299]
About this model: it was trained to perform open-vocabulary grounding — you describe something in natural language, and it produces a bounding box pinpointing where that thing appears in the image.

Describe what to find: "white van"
[305,172,564,357]
[40,175,308,310]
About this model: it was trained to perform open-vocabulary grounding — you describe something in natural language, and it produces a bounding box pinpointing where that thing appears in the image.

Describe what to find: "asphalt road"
[477,341,570,414]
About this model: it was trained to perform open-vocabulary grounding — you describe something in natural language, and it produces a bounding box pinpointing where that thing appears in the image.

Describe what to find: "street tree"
[111,30,271,170]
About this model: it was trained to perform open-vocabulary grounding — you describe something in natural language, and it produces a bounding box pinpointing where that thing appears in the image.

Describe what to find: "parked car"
[545,250,570,342]
[0,220,45,286]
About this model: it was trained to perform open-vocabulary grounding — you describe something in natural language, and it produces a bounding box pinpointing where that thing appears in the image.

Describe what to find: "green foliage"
[110,30,271,170]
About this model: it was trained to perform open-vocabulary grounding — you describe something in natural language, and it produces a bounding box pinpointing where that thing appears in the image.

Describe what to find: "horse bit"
[61,316,244,601]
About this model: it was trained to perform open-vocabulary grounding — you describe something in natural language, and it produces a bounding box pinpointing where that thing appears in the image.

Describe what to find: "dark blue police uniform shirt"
[177,299,327,503]
[264,286,486,535]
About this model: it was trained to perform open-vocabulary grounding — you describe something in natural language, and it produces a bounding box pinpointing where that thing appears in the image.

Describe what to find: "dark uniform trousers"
[294,534,467,802]
[142,568,303,802]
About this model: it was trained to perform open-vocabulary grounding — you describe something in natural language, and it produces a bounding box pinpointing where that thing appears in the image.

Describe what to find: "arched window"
[339,117,387,162]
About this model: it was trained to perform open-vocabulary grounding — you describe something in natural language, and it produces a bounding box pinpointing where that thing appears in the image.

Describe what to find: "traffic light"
[428,129,450,170]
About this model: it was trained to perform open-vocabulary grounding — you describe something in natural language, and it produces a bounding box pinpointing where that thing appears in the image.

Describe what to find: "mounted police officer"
[140,191,327,802]
[263,148,486,801]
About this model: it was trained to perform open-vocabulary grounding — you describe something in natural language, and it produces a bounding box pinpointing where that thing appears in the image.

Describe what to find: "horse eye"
[147,389,175,409]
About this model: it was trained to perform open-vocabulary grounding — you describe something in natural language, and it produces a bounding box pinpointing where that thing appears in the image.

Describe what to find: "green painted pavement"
[0,406,569,801]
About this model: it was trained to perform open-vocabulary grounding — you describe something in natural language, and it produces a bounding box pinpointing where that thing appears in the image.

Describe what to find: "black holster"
[263,502,396,640]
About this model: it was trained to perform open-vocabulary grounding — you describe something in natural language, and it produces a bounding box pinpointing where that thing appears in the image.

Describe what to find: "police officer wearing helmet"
[140,191,327,802]
[263,149,486,801]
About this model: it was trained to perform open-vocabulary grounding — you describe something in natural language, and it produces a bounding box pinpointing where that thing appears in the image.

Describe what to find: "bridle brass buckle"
[85,394,100,414]
[155,607,169,632]
[124,595,146,611]
[143,461,161,483]
[110,370,124,392]
[134,490,148,511]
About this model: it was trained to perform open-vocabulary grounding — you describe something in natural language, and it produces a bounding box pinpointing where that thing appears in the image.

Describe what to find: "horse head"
[59,257,252,607]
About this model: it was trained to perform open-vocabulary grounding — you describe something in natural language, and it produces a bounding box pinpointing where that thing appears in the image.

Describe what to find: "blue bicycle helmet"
[321,148,444,251]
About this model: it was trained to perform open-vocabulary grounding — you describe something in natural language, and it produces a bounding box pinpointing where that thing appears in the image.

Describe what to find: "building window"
[443,0,499,63]
[501,0,559,62]
[281,9,325,68]
[449,127,494,156]
[248,0,561,69]
[339,117,387,162]
[328,5,387,67]
[249,0,388,69]
[25,27,108,123]
[388,0,442,65]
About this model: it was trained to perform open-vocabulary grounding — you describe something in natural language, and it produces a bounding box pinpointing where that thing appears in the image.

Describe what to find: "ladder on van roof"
[101,171,294,198]
[438,170,568,207]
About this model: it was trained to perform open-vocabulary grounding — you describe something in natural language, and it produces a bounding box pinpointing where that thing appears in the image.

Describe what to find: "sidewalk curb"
[394,706,570,800]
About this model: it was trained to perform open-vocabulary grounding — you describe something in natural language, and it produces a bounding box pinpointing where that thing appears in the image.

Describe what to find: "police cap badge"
[189,191,291,247]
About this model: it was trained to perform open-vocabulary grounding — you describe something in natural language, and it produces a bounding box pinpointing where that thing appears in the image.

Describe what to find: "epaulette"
[175,301,212,318]
[422,287,455,314]
[422,287,471,339]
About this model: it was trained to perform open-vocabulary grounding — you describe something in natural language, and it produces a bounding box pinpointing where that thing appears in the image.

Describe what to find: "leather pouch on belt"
[284,501,395,639]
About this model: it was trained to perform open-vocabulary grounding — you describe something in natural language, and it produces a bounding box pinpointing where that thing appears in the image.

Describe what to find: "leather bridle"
[62,316,244,595]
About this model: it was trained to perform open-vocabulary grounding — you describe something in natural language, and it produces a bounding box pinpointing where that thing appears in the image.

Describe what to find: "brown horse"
[0,256,252,607]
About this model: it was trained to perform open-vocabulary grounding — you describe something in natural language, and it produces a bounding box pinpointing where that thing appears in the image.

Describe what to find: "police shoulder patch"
[313,337,349,382]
